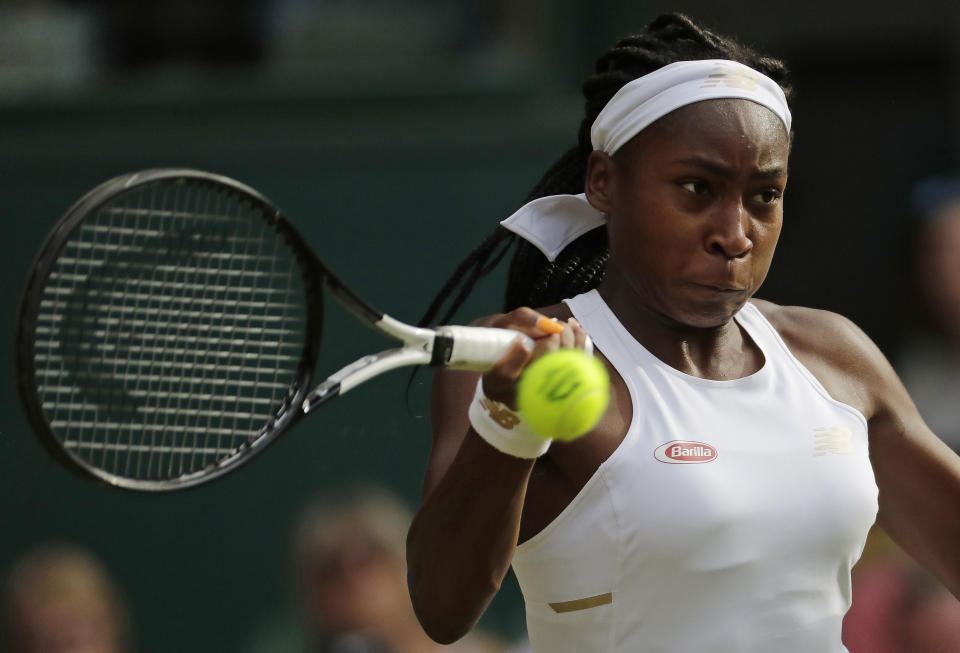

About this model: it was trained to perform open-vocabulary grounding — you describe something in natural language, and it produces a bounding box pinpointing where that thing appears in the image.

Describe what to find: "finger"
[481,335,534,404]
[491,335,534,380]
[536,316,565,335]
[560,318,575,349]
[566,318,582,349]
[490,329,561,388]
[568,318,584,347]
[488,308,556,336]
[564,318,594,355]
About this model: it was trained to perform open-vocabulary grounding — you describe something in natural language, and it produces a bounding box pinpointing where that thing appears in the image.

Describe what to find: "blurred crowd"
[844,528,960,653]
[3,544,130,652]
[4,172,960,652]
[4,486,960,652]
[896,176,960,452]
[242,487,518,653]
[0,0,549,101]
[3,4,960,647]
[2,487,525,653]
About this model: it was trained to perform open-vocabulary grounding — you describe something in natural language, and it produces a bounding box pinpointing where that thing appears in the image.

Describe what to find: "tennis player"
[405,13,960,653]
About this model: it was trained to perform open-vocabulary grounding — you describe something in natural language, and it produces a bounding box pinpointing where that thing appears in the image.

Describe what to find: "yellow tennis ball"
[517,349,610,441]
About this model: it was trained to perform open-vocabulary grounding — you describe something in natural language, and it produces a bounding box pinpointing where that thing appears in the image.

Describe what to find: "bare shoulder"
[748,298,891,419]
[749,307,960,594]
[749,298,874,360]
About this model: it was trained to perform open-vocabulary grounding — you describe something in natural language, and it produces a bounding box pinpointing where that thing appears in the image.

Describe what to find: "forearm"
[874,429,960,597]
[407,310,577,641]
[406,430,535,644]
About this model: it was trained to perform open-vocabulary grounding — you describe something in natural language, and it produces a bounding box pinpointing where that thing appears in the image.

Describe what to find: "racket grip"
[434,325,523,371]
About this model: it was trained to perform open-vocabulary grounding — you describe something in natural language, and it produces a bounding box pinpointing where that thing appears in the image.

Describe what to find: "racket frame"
[15,169,518,491]
[15,170,326,491]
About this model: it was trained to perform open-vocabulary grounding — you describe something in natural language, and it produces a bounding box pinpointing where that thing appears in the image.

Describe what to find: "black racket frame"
[14,169,381,491]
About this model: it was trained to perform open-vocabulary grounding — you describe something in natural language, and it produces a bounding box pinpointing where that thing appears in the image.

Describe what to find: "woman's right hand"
[408,307,592,643]
[479,307,591,409]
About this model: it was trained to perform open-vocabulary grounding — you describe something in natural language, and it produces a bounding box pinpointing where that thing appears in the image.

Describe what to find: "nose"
[706,199,752,259]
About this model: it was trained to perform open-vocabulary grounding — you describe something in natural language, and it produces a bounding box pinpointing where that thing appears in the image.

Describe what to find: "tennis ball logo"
[517,349,610,441]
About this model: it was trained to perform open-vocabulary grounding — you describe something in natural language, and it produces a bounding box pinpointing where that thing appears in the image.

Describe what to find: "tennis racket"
[15,168,521,492]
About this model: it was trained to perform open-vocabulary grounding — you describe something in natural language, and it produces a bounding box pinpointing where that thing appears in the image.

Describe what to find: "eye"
[752,188,783,205]
[679,180,709,195]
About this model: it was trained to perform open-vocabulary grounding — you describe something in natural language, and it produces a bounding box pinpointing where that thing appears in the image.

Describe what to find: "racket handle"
[434,325,524,371]
[433,325,595,371]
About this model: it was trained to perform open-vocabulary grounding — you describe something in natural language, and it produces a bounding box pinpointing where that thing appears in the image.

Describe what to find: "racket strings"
[33,181,308,483]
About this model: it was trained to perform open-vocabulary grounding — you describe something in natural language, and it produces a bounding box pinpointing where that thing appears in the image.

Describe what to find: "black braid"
[417,227,516,328]
[418,12,793,326]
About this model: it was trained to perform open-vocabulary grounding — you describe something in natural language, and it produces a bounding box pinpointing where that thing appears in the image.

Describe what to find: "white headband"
[502,59,791,260]
[591,59,791,154]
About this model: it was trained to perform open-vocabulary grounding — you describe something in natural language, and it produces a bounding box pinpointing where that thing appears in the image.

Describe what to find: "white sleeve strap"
[467,378,551,459]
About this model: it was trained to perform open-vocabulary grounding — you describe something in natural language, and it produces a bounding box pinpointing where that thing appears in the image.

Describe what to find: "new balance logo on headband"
[699,63,759,91]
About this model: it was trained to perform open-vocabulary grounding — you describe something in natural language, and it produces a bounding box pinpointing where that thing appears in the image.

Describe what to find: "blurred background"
[2,0,960,651]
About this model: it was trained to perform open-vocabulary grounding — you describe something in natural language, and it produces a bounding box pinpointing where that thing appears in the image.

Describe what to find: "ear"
[584,150,618,215]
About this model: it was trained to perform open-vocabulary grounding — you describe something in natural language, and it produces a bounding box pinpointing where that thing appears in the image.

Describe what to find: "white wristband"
[468,378,551,459]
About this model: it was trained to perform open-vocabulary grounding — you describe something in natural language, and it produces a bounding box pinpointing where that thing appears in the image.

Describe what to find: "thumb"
[493,334,534,380]
[481,335,533,404]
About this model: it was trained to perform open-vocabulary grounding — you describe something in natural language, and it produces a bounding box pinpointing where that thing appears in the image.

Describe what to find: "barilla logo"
[654,441,718,464]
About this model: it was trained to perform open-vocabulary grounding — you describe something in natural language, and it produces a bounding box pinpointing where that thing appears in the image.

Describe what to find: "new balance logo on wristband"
[469,379,551,459]
[479,397,521,429]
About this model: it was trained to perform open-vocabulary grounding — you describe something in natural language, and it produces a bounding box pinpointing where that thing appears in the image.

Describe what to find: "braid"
[416,226,515,327]
[418,12,793,325]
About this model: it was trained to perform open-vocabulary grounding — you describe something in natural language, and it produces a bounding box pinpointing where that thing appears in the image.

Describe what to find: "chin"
[675,299,748,329]
[683,313,735,329]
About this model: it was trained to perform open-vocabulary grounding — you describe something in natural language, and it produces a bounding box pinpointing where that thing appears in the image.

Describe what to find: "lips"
[690,281,746,292]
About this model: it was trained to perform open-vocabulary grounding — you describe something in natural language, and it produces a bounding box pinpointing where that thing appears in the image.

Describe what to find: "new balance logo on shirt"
[813,426,854,456]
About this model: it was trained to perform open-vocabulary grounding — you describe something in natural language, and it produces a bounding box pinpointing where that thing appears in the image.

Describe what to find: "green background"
[3,1,960,650]
[0,77,584,649]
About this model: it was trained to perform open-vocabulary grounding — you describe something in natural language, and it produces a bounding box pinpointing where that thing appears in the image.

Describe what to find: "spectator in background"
[2,544,131,653]
[897,562,960,652]
[843,177,960,653]
[896,175,960,451]
[843,527,960,652]
[248,486,510,653]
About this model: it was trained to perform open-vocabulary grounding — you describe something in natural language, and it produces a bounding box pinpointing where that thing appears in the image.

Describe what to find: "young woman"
[405,13,960,652]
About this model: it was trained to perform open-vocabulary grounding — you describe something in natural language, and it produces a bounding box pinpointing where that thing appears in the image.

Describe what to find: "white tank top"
[511,291,879,653]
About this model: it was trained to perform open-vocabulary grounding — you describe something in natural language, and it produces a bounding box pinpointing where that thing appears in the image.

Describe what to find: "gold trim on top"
[549,592,613,613]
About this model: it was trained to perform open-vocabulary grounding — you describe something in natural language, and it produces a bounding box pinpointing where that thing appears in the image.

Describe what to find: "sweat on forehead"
[591,59,792,155]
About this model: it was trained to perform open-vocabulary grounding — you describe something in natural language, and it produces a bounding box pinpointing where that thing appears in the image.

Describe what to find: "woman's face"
[589,98,790,328]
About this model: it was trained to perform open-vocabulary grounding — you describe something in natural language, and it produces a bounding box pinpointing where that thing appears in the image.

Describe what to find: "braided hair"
[418,13,793,327]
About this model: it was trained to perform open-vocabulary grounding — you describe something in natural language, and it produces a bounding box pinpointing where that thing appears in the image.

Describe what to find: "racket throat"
[301,348,429,415]
[302,380,342,414]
